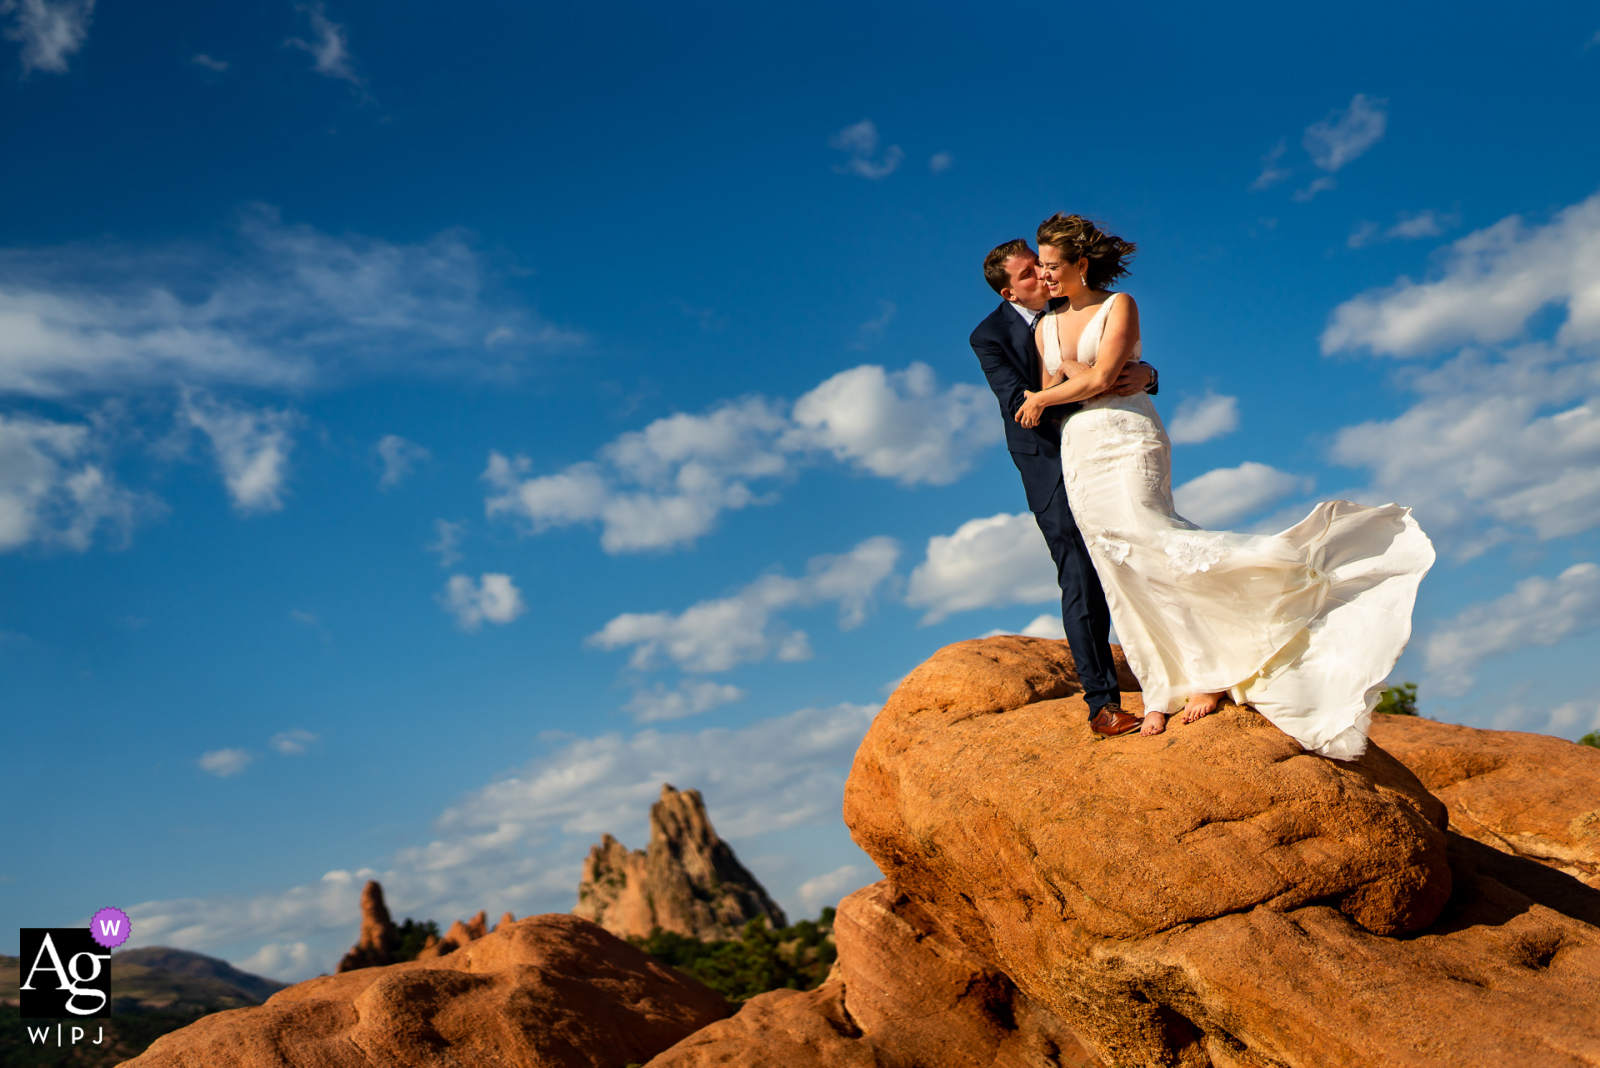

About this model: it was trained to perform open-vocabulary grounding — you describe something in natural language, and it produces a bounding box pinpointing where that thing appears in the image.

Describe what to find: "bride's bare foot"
[1140,710,1167,736]
[1181,692,1225,724]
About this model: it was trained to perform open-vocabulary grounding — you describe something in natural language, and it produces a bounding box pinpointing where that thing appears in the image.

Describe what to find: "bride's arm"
[1016,297,1141,427]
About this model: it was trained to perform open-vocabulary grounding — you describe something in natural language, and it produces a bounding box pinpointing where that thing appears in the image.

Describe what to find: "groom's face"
[1001,253,1050,310]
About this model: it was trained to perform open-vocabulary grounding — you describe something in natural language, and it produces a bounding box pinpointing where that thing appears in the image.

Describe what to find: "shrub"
[631,909,837,1002]
[1375,682,1419,716]
[1579,731,1599,749]
[393,918,439,962]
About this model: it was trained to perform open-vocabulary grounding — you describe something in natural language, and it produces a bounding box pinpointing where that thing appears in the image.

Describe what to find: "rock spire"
[335,880,398,973]
[574,783,787,941]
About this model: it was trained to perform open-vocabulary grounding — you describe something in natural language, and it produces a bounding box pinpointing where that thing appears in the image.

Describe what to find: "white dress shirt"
[1008,300,1045,329]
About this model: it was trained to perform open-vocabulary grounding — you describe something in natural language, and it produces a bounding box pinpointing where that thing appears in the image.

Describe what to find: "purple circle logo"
[90,906,132,949]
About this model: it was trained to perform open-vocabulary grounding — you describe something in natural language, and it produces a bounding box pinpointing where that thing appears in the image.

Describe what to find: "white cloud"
[980,612,1066,640]
[1250,139,1292,191]
[198,748,253,777]
[589,537,898,673]
[829,120,903,180]
[1424,563,1600,693]
[0,413,147,552]
[1323,191,1600,357]
[1303,93,1387,172]
[1166,392,1239,444]
[1489,698,1600,740]
[270,729,319,755]
[1348,209,1461,249]
[849,301,896,348]
[1,0,93,75]
[928,152,953,174]
[439,572,526,631]
[0,205,573,399]
[1292,176,1337,202]
[797,864,868,912]
[789,363,996,485]
[181,392,299,514]
[1319,192,1600,556]
[624,680,746,723]
[285,2,359,85]
[236,942,312,981]
[374,434,430,491]
[1173,462,1311,529]
[484,363,992,554]
[427,518,465,566]
[905,512,1056,624]
[127,702,877,979]
[191,53,227,72]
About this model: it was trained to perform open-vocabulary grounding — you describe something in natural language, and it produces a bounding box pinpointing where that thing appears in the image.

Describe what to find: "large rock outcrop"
[844,636,1600,1068]
[646,879,1100,1067]
[336,880,398,972]
[1371,714,1600,888]
[122,914,731,1068]
[575,783,787,940]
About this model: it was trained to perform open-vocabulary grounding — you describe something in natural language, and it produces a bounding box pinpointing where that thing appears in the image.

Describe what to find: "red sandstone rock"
[1372,714,1600,888]
[842,636,1600,1067]
[498,910,516,930]
[647,880,1101,1068]
[575,784,787,940]
[122,914,731,1068]
[335,880,398,973]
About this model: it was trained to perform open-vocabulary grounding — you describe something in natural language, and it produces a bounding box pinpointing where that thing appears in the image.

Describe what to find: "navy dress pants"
[1030,477,1121,715]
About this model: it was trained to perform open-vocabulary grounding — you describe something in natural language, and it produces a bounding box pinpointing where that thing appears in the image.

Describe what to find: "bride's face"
[1038,246,1088,297]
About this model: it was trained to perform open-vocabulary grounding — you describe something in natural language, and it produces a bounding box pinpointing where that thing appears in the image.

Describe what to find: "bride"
[1015,214,1434,760]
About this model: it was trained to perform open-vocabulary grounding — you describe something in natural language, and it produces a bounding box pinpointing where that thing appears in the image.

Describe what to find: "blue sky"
[3,1,1599,979]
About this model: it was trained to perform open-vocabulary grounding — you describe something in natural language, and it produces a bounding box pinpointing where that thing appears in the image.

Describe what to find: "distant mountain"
[0,947,286,1010]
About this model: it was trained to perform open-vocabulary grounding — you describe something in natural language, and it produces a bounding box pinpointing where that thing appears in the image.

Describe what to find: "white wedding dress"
[1044,293,1435,760]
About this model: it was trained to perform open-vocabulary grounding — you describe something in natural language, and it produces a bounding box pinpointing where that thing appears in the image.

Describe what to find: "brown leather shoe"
[1088,706,1143,737]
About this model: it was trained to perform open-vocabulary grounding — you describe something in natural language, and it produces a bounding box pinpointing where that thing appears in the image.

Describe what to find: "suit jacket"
[970,299,1159,514]
[969,301,1076,513]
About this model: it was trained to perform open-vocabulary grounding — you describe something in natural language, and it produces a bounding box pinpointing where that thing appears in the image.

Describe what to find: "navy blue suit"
[969,300,1120,714]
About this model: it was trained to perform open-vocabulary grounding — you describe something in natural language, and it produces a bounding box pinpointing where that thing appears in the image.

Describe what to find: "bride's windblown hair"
[1036,213,1136,290]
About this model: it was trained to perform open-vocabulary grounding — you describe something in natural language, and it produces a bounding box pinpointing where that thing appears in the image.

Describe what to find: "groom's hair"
[982,239,1034,296]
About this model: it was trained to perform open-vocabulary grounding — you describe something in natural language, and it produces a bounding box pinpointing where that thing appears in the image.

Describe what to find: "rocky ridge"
[843,635,1600,1068]
[574,783,787,941]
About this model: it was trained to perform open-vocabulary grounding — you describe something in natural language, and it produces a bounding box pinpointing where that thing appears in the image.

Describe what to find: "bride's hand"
[1015,391,1044,428]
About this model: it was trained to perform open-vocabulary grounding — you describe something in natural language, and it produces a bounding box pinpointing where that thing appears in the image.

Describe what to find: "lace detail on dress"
[1091,532,1131,566]
[1164,532,1226,574]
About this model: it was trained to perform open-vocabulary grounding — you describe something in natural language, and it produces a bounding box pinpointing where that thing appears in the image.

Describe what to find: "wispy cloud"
[427,518,466,567]
[0,412,149,553]
[181,392,299,514]
[0,205,577,399]
[1425,563,1600,694]
[928,152,953,174]
[1291,176,1337,202]
[1348,209,1461,249]
[1250,139,1292,191]
[190,53,228,72]
[849,300,896,349]
[1166,392,1239,444]
[1,0,94,76]
[589,537,898,673]
[198,748,253,777]
[439,572,526,631]
[285,2,360,86]
[1303,93,1388,172]
[270,729,319,755]
[374,434,430,491]
[483,363,995,554]
[624,680,746,723]
[829,120,903,180]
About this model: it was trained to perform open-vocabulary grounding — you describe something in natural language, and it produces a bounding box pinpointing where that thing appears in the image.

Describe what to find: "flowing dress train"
[1044,293,1435,759]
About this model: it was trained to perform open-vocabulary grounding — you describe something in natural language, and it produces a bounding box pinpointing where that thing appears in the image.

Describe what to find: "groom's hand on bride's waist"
[1108,360,1158,397]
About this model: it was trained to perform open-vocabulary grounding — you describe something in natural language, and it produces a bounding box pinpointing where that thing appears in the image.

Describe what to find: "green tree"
[1579,731,1600,749]
[1375,681,1419,716]
[631,909,837,1002]
[392,918,439,963]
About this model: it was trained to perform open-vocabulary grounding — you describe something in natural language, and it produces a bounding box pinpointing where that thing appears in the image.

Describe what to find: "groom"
[970,239,1158,736]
